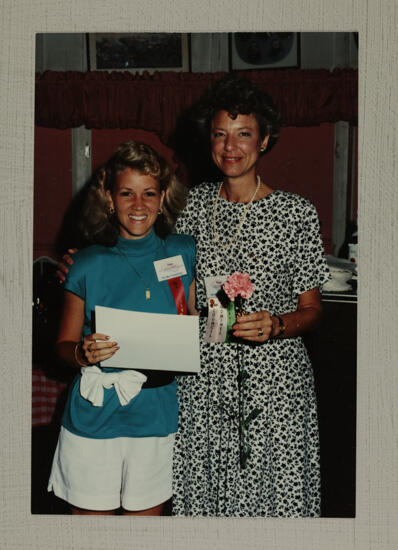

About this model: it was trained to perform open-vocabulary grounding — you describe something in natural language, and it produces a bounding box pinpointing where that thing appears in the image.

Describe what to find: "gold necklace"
[116,247,155,300]
[213,175,261,250]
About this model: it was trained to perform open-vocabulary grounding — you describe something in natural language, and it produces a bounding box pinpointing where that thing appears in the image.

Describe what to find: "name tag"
[154,255,187,282]
[204,275,228,298]
[204,275,235,343]
[204,297,237,344]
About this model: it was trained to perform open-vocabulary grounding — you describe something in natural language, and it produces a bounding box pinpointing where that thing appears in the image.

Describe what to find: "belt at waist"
[99,368,175,388]
[138,370,175,388]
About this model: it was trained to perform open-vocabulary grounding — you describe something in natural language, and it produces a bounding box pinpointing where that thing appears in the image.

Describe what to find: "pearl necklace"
[213,175,261,250]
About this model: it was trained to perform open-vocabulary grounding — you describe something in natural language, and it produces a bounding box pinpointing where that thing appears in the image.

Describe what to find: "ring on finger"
[258,328,264,337]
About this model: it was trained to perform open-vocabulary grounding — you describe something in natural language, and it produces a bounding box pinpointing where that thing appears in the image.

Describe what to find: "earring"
[260,146,266,152]
[108,205,115,215]
[158,206,163,215]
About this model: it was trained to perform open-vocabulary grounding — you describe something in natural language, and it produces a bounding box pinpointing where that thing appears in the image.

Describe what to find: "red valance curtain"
[35,69,358,143]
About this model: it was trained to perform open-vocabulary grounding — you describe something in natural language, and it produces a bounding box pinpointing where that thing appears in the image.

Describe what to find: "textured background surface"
[1,1,397,548]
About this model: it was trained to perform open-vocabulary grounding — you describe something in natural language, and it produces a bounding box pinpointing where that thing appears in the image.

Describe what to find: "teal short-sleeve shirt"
[61,230,196,439]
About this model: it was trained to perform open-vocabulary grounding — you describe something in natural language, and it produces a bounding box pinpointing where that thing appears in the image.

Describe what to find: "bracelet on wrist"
[74,342,89,367]
[276,315,286,338]
[271,315,286,338]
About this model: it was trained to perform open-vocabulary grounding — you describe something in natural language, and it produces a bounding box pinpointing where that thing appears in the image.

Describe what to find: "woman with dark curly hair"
[171,74,329,517]
[48,141,196,515]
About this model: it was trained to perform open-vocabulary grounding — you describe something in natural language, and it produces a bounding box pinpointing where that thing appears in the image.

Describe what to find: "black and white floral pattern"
[173,183,330,517]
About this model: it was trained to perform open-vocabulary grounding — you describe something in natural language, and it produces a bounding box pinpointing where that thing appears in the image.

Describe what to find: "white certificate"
[95,305,200,373]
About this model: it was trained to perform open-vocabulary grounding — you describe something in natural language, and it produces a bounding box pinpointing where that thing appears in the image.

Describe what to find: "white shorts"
[48,427,175,511]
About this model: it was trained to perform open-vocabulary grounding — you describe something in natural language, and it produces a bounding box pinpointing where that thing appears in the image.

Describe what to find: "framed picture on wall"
[88,33,189,73]
[229,32,299,70]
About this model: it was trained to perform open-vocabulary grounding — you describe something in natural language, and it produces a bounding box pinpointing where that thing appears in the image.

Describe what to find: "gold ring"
[258,328,264,337]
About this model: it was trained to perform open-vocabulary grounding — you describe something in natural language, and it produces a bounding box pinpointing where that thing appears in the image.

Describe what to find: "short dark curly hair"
[193,74,281,154]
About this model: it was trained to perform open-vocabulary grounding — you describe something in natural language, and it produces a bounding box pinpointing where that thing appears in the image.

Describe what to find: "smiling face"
[107,167,165,240]
[210,110,269,182]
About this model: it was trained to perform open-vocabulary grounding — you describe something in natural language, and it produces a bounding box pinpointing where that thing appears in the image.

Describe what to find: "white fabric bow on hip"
[79,366,147,407]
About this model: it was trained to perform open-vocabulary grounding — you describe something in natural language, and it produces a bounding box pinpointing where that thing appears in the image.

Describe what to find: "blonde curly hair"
[78,141,186,246]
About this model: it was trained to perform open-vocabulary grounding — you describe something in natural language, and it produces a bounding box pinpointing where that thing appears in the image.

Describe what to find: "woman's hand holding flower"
[222,272,273,342]
[232,310,273,342]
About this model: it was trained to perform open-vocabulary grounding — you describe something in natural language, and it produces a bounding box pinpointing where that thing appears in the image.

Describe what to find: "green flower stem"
[231,294,263,469]
[225,302,236,343]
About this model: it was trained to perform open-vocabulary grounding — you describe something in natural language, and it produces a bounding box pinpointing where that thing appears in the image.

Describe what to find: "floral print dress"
[172,183,330,517]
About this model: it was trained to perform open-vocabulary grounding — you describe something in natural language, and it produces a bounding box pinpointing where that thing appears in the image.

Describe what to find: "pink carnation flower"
[223,272,255,301]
